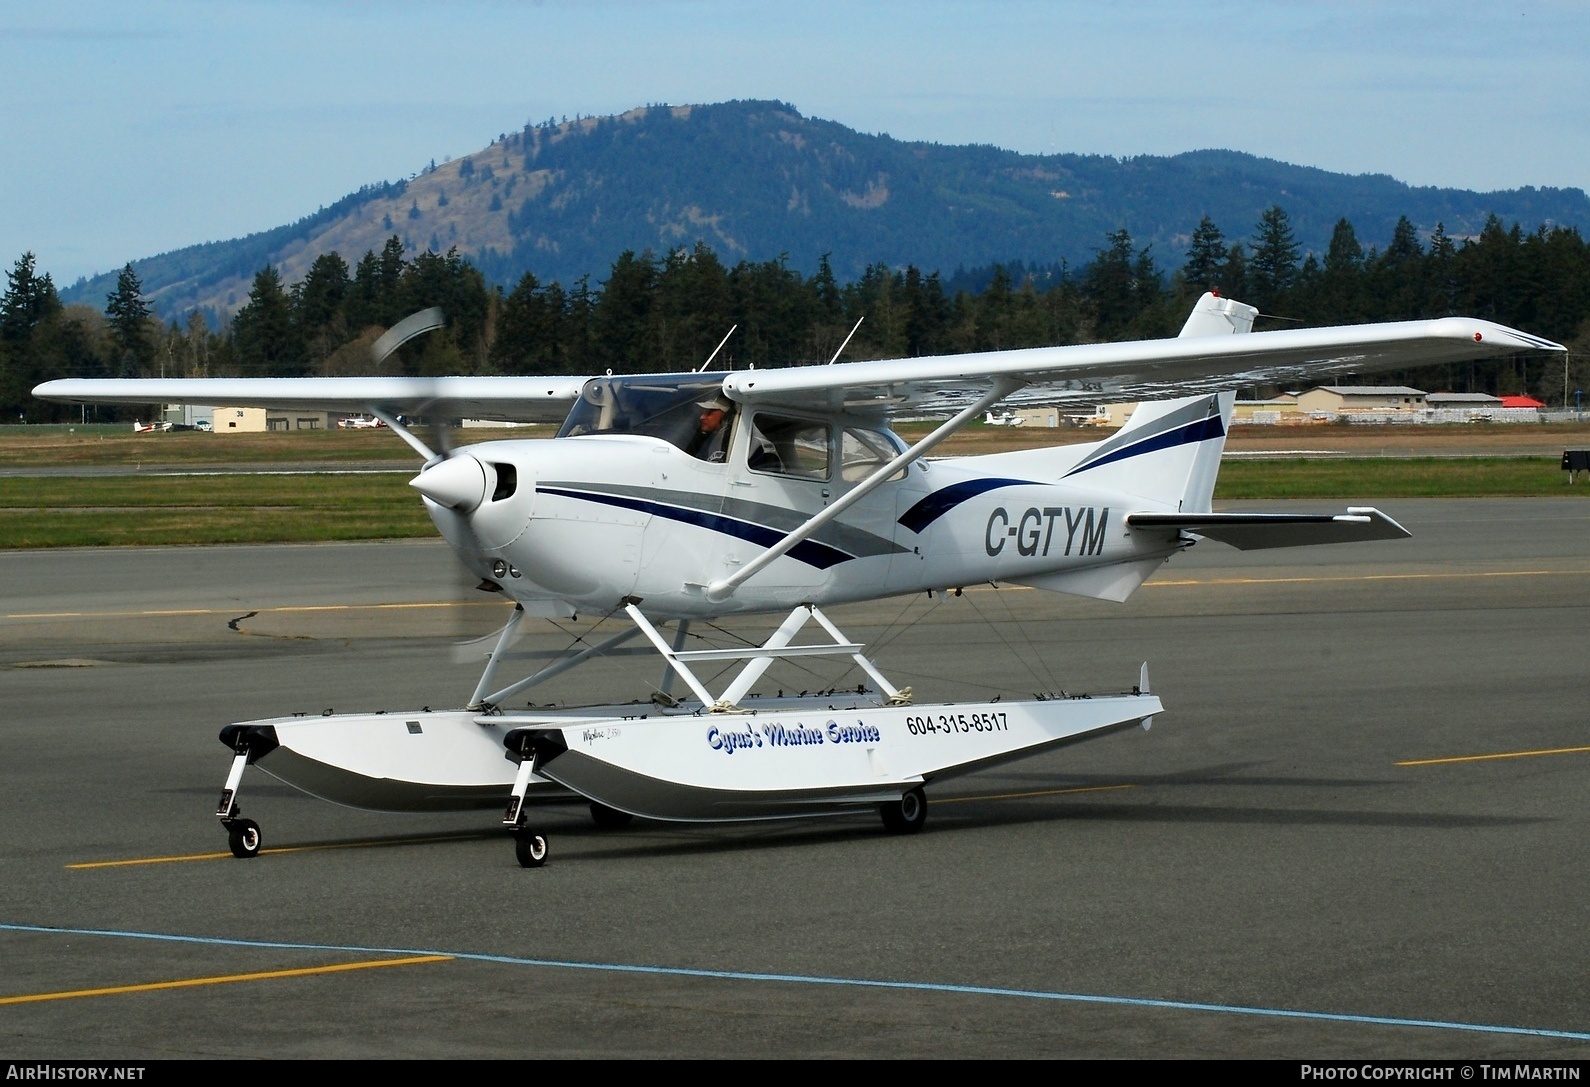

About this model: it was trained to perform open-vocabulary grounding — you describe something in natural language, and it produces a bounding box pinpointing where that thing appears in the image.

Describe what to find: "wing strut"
[369,407,439,463]
[707,377,1025,600]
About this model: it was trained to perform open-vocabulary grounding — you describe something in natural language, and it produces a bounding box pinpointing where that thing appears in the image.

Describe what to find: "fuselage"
[424,408,1186,620]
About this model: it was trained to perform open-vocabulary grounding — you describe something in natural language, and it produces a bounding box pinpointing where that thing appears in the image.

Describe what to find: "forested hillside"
[58,101,1590,323]
[8,203,1588,422]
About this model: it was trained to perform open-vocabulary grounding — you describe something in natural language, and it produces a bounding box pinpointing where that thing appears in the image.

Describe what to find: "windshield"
[558,373,734,457]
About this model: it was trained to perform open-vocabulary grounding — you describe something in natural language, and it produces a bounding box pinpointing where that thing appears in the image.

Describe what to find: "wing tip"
[1442,317,1564,353]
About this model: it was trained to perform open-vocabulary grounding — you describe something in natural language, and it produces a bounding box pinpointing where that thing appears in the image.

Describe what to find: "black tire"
[589,801,634,829]
[227,817,262,859]
[515,830,549,868]
[879,787,927,835]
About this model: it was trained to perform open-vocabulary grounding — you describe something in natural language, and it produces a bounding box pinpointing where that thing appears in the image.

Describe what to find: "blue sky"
[3,0,1586,284]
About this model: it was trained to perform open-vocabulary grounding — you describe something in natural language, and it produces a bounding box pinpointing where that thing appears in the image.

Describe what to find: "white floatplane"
[34,294,1565,866]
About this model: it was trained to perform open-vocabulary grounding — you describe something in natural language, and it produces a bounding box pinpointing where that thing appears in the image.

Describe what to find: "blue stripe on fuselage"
[538,486,855,570]
[896,414,1224,534]
[1063,415,1225,477]
[896,477,1034,534]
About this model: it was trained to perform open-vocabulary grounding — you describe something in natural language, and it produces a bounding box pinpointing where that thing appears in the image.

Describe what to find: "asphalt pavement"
[1,497,1588,1058]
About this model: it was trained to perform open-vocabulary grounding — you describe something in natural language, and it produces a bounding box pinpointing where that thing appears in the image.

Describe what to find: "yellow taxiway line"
[1397,745,1590,767]
[0,955,451,1006]
[1144,568,1585,589]
[68,832,498,870]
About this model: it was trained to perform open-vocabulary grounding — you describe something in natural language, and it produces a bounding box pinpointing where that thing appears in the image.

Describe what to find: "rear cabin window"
[747,414,830,481]
[841,427,906,482]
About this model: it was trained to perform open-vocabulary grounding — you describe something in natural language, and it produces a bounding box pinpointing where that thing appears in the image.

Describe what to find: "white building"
[1295,386,1427,414]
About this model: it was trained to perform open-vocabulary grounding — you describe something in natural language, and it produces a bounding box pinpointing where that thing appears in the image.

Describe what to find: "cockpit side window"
[557,374,734,461]
[746,414,831,481]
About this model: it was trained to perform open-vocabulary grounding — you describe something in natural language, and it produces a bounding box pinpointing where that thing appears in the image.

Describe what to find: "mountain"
[61,100,1590,319]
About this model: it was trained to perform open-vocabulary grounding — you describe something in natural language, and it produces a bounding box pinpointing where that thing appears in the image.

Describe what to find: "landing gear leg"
[504,732,550,868]
[215,730,273,859]
[879,786,928,835]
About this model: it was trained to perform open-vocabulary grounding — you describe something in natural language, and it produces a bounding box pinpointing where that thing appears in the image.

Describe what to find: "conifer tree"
[493,272,565,373]
[292,252,351,336]
[1249,206,1300,311]
[1314,218,1365,322]
[1324,218,1364,275]
[1084,229,1140,340]
[232,267,298,376]
[1426,223,1458,316]
[1222,243,1248,301]
[595,251,657,370]
[811,253,842,325]
[977,264,1014,351]
[902,266,948,357]
[105,264,153,375]
[1181,216,1226,294]
[1,252,61,343]
[1371,215,1428,320]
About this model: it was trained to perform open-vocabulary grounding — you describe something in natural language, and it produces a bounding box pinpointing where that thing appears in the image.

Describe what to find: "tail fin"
[1060,293,1256,510]
[1062,392,1233,510]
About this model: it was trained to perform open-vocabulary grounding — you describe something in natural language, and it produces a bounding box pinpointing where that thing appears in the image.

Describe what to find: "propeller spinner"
[410,454,488,511]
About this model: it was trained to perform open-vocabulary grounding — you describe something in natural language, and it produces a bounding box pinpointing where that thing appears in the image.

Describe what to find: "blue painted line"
[3,921,1586,1041]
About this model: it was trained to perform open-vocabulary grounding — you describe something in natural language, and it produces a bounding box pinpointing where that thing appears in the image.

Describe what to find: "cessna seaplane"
[34,293,1564,866]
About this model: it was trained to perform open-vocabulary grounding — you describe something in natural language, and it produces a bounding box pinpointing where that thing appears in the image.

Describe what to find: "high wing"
[32,301,1563,421]
[30,375,592,424]
[719,314,1563,414]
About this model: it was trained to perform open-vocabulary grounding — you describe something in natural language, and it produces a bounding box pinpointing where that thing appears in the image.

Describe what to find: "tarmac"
[1,497,1588,1058]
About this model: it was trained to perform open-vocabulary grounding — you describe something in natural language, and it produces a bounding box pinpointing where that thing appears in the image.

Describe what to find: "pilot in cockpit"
[686,398,734,462]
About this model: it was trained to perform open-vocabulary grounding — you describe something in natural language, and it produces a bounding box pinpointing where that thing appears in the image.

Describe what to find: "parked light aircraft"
[34,293,1564,866]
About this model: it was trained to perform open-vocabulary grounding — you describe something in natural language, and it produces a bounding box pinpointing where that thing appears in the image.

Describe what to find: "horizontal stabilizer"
[1126,507,1410,550]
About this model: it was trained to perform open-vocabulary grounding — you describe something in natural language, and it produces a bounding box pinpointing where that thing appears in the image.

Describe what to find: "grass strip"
[0,457,1583,549]
[0,475,436,547]
[1214,456,1584,498]
[0,428,537,466]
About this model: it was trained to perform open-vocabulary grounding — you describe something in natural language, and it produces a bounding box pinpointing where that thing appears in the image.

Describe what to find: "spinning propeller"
[369,308,516,649]
[366,307,489,516]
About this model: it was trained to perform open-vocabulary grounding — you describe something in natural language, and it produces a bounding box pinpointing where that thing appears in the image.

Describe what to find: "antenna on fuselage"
[695,325,737,372]
[827,316,864,364]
